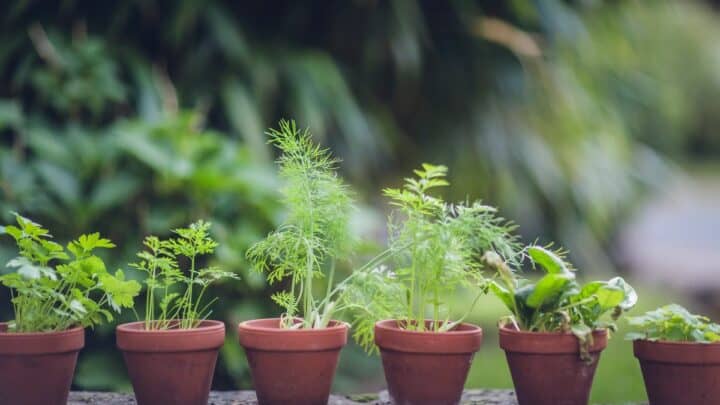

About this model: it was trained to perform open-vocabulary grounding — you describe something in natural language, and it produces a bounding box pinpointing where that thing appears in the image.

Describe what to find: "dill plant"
[130,220,238,330]
[246,119,357,329]
[0,213,141,332]
[343,164,520,349]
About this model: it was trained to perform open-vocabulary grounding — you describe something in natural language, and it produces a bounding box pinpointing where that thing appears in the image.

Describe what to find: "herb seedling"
[0,213,141,332]
[131,220,238,330]
[625,304,720,343]
[246,120,360,329]
[484,246,637,360]
[342,164,520,350]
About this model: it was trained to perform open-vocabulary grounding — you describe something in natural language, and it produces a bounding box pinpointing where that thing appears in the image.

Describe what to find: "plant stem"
[304,244,314,328]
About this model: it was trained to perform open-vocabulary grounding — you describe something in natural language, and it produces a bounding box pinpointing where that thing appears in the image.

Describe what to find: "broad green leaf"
[607,277,637,310]
[624,332,647,341]
[527,246,570,274]
[526,273,573,308]
[99,270,141,311]
[489,281,514,312]
[594,285,625,311]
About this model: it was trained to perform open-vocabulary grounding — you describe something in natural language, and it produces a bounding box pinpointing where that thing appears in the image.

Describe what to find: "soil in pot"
[374,319,483,405]
[0,323,84,405]
[116,320,225,405]
[238,318,348,405]
[634,339,720,405]
[499,325,607,405]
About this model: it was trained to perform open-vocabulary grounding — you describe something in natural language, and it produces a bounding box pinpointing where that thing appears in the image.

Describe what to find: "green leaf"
[624,332,647,341]
[526,273,573,308]
[528,246,570,274]
[99,270,141,312]
[594,285,625,311]
[607,277,637,310]
[489,281,514,312]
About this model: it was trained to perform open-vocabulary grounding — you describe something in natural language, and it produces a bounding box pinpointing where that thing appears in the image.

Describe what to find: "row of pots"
[0,318,717,405]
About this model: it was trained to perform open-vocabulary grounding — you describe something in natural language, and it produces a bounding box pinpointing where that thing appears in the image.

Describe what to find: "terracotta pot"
[238,318,348,405]
[499,325,607,405]
[374,319,483,405]
[634,339,720,405]
[0,323,84,405]
[116,320,225,405]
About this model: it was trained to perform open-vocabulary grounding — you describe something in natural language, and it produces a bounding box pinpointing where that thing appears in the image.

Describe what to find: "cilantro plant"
[131,220,238,330]
[340,164,520,350]
[484,246,637,360]
[246,120,357,329]
[0,214,141,332]
[625,304,720,343]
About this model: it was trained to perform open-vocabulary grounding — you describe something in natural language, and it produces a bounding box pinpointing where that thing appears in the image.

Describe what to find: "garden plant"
[484,246,637,405]
[342,163,519,404]
[627,304,720,405]
[116,220,236,405]
[238,119,361,404]
[0,213,140,404]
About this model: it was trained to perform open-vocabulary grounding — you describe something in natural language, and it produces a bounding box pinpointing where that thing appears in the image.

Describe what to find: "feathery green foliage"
[342,164,520,350]
[485,246,637,360]
[0,213,140,332]
[246,120,354,329]
[626,304,720,343]
[131,220,238,330]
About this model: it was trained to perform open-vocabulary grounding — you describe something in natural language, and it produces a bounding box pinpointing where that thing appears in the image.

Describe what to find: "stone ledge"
[68,389,519,404]
[68,390,646,404]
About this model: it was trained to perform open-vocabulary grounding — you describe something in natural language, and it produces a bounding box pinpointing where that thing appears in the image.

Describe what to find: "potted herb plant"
[484,246,637,405]
[116,220,237,405]
[0,214,140,405]
[240,120,360,404]
[343,164,520,405]
[626,304,720,405]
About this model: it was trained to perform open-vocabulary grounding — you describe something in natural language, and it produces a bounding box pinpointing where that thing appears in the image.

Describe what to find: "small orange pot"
[238,318,348,405]
[374,319,483,405]
[634,339,720,405]
[116,320,225,405]
[0,323,84,405]
[499,325,607,405]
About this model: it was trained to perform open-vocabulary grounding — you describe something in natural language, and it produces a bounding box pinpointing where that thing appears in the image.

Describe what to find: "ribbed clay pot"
[116,320,225,405]
[374,319,483,405]
[0,323,84,405]
[634,339,720,405]
[238,318,348,405]
[499,325,607,405]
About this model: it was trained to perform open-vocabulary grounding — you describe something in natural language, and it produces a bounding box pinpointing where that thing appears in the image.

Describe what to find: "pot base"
[375,320,483,405]
[634,339,720,405]
[117,320,225,405]
[0,324,84,405]
[238,318,348,405]
[499,326,607,405]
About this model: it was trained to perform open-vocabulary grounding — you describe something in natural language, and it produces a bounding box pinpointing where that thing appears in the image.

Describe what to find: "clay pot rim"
[632,338,720,347]
[374,319,483,354]
[238,318,349,351]
[633,338,720,364]
[0,322,84,337]
[238,318,349,334]
[499,324,607,354]
[117,320,226,352]
[499,324,608,337]
[116,319,224,335]
[375,319,482,335]
[0,322,85,354]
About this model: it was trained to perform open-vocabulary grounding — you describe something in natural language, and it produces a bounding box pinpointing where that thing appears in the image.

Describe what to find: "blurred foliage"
[1,0,719,399]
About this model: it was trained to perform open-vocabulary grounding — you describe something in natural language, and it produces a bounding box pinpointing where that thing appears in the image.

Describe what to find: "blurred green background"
[1,1,720,403]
